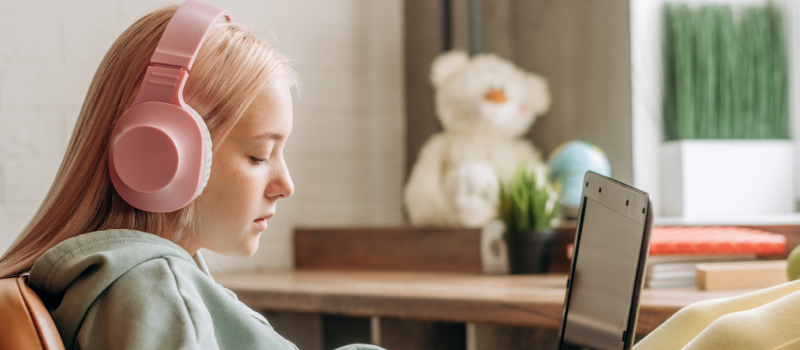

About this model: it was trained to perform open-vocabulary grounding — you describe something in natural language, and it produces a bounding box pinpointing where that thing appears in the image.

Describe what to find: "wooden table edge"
[219,270,754,335]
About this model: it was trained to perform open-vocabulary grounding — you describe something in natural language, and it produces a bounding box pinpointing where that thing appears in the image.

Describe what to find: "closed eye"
[250,156,268,165]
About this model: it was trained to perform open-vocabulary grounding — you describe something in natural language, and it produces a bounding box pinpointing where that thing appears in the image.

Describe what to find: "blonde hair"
[0,6,293,278]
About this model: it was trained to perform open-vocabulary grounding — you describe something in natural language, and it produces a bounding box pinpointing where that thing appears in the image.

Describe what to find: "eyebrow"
[250,132,286,141]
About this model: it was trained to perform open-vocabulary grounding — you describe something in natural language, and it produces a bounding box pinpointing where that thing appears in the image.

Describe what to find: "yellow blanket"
[634,280,800,350]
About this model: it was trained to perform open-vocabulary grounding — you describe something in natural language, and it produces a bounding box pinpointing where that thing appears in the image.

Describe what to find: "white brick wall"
[0,0,405,273]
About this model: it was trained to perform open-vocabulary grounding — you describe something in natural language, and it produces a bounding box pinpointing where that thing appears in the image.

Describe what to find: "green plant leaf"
[662,4,788,140]
[498,164,559,232]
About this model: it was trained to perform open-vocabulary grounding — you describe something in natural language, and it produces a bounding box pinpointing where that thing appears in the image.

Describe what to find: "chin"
[211,230,262,258]
[238,233,261,258]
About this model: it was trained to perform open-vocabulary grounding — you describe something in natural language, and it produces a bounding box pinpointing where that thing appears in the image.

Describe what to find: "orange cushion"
[0,277,64,350]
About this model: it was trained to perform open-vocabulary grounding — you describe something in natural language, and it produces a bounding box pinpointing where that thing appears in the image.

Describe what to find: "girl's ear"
[430,51,470,87]
[527,73,551,116]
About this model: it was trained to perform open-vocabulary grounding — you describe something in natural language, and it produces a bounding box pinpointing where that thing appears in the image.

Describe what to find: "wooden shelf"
[217,269,758,335]
[294,227,483,274]
[293,226,577,274]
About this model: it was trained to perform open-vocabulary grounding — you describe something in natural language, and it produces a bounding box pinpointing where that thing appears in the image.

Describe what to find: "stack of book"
[645,226,786,289]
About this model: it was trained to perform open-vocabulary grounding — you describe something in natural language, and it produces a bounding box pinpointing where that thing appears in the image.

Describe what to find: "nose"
[484,89,507,103]
[266,161,294,199]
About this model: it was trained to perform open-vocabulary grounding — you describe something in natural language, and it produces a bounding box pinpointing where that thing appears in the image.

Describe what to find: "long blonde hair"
[0,6,292,278]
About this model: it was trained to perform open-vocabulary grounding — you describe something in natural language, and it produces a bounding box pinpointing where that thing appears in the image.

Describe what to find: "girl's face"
[186,77,294,257]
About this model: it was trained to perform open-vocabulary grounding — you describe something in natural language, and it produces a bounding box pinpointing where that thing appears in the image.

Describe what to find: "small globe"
[548,140,612,208]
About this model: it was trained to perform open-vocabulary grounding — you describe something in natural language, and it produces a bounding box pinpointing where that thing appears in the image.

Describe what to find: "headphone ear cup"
[110,102,210,212]
[185,105,212,196]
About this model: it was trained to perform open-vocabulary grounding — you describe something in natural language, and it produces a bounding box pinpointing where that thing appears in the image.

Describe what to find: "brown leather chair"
[0,276,64,350]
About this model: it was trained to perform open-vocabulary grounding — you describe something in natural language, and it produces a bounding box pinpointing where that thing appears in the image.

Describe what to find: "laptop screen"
[558,172,651,350]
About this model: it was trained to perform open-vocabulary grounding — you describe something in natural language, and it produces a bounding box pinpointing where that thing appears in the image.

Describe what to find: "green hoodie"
[28,229,383,350]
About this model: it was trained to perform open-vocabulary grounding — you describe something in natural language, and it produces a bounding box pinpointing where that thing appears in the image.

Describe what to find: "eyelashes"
[250,156,268,165]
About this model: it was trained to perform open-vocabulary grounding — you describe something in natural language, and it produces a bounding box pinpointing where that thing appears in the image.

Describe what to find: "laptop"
[555,171,654,350]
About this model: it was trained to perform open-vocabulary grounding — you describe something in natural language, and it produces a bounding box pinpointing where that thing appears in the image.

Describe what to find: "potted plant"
[660,4,792,218]
[498,165,559,274]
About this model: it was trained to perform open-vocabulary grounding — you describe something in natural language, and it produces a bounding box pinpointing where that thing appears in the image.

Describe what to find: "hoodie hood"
[26,229,304,350]
[30,230,204,305]
[28,230,208,339]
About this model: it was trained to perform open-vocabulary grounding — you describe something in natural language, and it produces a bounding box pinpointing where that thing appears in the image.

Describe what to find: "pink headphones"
[109,0,233,212]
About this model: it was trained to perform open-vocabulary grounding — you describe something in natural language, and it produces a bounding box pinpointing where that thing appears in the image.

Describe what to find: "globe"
[548,140,612,208]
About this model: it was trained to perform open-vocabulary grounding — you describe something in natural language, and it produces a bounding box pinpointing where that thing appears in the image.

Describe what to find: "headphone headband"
[151,0,233,70]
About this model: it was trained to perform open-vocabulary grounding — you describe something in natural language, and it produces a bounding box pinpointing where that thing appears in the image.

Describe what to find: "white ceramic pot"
[660,140,794,217]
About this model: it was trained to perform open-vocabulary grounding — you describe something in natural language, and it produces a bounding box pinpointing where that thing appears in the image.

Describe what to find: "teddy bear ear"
[430,51,470,87]
[527,74,551,115]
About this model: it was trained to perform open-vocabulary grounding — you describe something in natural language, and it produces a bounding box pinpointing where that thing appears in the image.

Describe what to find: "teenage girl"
[0,1,383,349]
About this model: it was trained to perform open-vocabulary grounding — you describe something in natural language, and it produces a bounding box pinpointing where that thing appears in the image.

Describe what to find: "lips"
[253,213,273,231]
[256,213,274,221]
[253,218,269,231]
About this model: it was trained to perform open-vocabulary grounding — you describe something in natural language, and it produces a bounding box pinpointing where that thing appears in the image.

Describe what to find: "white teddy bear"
[404,51,551,228]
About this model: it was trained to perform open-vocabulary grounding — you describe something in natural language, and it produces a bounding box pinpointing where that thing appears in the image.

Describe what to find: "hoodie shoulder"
[29,229,195,303]
[28,229,297,350]
[75,256,219,350]
[26,229,220,350]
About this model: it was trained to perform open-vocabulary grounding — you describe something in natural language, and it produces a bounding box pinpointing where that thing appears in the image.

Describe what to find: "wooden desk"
[266,226,798,349]
[218,269,756,335]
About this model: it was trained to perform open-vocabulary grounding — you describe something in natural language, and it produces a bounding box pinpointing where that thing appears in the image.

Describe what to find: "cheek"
[200,158,256,214]
[218,162,266,205]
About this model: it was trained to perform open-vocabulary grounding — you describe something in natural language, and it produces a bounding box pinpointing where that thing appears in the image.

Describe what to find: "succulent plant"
[498,164,559,232]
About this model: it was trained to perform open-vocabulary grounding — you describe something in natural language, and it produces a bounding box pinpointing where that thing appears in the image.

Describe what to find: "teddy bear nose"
[484,89,508,103]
